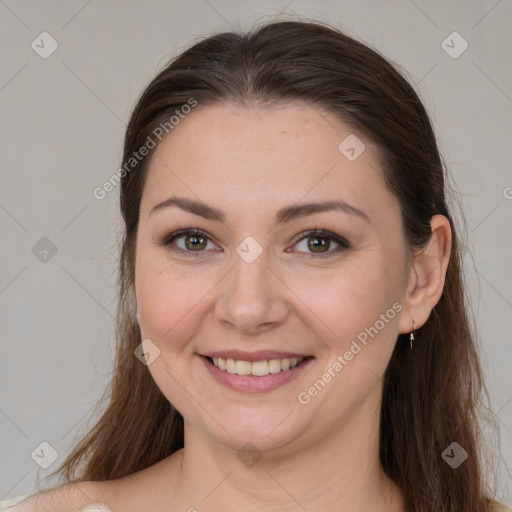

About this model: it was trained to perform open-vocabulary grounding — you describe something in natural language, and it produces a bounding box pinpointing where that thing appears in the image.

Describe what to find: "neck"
[167,385,404,512]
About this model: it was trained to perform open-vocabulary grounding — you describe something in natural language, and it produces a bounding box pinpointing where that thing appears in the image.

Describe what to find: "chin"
[202,407,311,454]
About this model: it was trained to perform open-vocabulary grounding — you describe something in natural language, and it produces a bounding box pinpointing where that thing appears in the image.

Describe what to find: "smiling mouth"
[205,356,313,377]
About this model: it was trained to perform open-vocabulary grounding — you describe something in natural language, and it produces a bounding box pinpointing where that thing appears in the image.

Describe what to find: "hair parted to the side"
[46,18,499,512]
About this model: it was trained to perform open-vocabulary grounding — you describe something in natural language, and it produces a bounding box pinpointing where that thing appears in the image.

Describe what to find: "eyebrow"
[149,196,370,224]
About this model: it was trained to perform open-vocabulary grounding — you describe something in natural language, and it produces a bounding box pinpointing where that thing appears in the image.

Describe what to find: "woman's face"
[135,102,411,453]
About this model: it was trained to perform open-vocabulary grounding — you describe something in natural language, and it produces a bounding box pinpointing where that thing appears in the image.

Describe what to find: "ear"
[398,214,452,334]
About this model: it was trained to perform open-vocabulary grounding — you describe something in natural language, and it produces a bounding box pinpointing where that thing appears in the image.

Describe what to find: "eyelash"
[159,227,350,260]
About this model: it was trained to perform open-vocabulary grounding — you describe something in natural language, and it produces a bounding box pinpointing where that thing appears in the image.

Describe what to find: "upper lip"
[201,350,312,362]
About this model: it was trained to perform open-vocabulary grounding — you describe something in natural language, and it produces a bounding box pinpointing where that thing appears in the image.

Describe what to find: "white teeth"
[235,360,252,375]
[251,360,269,376]
[210,356,305,376]
[268,359,282,373]
[226,358,237,374]
[280,358,290,371]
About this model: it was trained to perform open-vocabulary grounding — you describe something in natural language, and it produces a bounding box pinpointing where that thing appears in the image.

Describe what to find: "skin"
[16,102,451,512]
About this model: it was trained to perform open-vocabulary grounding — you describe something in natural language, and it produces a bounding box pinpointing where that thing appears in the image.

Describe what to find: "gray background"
[1,0,511,505]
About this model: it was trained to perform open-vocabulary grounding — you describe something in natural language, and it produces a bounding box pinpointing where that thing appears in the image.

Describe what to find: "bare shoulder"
[5,481,113,512]
[7,452,183,512]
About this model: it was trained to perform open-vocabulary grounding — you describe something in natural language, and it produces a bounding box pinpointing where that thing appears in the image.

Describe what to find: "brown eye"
[161,228,217,256]
[289,229,350,259]
[183,233,208,251]
[160,227,349,259]
[307,235,331,253]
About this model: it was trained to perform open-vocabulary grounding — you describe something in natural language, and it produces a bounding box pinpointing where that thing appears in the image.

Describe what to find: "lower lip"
[200,355,314,393]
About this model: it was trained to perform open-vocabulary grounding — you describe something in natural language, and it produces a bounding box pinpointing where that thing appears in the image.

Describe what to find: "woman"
[3,19,509,512]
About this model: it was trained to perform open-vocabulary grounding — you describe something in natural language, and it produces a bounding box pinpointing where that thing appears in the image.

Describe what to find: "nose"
[213,246,290,336]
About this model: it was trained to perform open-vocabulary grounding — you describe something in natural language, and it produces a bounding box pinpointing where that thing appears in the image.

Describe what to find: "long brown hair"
[47,19,499,511]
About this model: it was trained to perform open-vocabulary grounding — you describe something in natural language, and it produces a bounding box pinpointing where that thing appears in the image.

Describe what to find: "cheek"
[296,263,403,413]
[135,253,216,350]
[290,254,403,350]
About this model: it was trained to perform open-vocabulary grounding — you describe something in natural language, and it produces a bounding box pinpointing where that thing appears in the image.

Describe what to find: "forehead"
[141,102,394,223]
